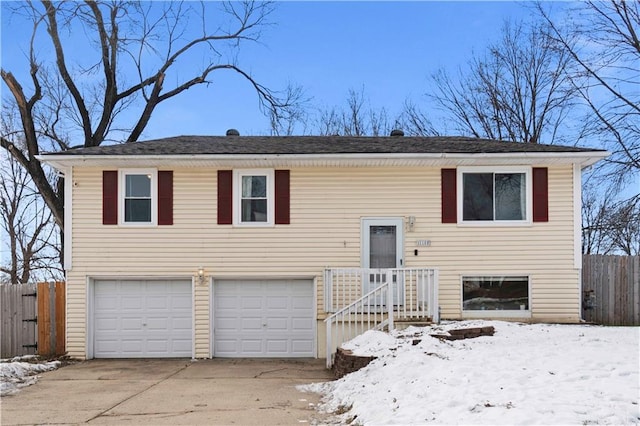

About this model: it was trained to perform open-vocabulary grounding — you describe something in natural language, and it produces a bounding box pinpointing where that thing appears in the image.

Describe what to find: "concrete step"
[392,318,433,330]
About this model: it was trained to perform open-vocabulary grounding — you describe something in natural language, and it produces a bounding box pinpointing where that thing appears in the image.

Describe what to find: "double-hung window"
[234,169,274,226]
[120,169,157,225]
[458,167,531,224]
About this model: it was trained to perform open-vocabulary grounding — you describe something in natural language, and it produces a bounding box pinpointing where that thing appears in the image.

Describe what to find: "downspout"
[574,164,583,321]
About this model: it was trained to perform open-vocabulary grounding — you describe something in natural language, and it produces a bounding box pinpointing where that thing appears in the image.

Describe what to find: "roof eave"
[37,151,610,171]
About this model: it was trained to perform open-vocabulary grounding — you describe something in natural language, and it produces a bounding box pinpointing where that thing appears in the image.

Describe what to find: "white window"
[119,169,157,225]
[458,167,532,224]
[462,276,530,317]
[234,169,274,226]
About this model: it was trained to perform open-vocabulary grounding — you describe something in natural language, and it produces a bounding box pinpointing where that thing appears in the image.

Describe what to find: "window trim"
[233,169,275,227]
[118,169,158,226]
[460,275,532,319]
[457,166,533,226]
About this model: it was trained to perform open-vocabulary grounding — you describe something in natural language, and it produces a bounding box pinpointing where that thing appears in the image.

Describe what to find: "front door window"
[362,218,404,305]
[369,226,397,269]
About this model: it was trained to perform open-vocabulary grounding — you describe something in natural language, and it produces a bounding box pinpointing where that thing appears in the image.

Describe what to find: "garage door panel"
[267,318,288,330]
[119,281,144,293]
[121,339,144,353]
[121,295,144,308]
[146,318,168,330]
[214,279,314,357]
[94,280,192,358]
[266,340,287,352]
[147,340,169,352]
[215,318,238,331]
[292,296,313,308]
[241,340,263,353]
[241,318,263,330]
[146,296,169,310]
[292,317,313,330]
[242,297,263,309]
[172,296,192,309]
[292,340,313,352]
[172,340,192,352]
[172,317,192,330]
[267,296,287,309]
[121,318,143,330]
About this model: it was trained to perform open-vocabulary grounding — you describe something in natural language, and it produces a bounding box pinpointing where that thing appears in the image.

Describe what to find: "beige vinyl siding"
[194,282,209,358]
[66,165,579,359]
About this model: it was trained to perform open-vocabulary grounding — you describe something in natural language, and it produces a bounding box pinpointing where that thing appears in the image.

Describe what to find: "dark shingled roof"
[52,135,605,156]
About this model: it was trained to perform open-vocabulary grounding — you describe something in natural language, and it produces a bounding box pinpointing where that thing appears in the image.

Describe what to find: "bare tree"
[582,181,616,254]
[1,1,301,233]
[315,88,399,137]
[1,150,62,284]
[582,174,640,256]
[538,0,640,186]
[401,100,440,137]
[270,87,407,137]
[414,20,576,144]
[606,195,640,255]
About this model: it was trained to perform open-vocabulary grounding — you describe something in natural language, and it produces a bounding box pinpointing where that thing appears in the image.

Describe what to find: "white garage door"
[214,279,315,357]
[93,280,192,358]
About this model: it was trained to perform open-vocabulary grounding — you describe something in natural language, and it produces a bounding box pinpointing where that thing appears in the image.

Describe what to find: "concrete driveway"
[0,358,334,425]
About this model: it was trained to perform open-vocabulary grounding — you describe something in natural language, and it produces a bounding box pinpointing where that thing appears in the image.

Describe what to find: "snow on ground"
[0,355,61,396]
[302,321,640,425]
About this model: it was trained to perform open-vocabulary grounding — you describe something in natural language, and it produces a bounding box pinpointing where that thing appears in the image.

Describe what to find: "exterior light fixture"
[197,266,206,285]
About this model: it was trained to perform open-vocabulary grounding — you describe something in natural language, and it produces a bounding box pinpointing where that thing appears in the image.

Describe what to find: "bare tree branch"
[422,20,576,145]
[2,0,302,238]
[537,0,639,185]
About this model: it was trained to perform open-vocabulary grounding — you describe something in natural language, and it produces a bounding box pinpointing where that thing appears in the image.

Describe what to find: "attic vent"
[226,128,240,136]
[390,129,404,137]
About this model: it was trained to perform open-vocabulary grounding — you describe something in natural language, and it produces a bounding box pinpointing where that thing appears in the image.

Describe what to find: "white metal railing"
[324,281,393,368]
[324,268,439,320]
[323,267,439,367]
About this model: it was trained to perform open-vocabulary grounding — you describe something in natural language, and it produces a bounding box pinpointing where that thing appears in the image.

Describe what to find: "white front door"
[362,218,404,304]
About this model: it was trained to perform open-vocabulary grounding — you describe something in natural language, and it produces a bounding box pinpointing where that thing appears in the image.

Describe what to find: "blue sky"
[2,1,537,140]
[148,1,534,138]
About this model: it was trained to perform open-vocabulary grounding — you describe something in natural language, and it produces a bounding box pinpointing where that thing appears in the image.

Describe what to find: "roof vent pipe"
[390,129,404,137]
[226,128,240,136]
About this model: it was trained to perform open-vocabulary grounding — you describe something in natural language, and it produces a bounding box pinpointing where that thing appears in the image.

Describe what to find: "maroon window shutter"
[275,170,290,225]
[217,170,233,225]
[441,168,457,223]
[158,171,173,225]
[102,170,118,225]
[533,167,549,222]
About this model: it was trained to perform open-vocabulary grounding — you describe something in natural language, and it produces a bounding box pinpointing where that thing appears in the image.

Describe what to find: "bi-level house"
[40,131,608,364]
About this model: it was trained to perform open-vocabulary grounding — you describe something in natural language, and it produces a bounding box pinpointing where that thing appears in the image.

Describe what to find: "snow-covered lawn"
[303,321,640,425]
[0,355,61,396]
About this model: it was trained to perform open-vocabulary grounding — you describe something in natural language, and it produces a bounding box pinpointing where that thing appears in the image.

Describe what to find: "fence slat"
[55,281,66,355]
[583,255,640,326]
[37,282,52,356]
[1,283,37,358]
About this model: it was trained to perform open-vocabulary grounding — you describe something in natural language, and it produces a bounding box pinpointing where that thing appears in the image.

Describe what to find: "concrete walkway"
[0,358,334,425]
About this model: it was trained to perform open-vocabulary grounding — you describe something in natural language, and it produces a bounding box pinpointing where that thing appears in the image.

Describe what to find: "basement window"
[462,276,530,316]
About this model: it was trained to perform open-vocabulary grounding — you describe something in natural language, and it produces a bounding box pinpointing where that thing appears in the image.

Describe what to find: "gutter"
[37,150,610,171]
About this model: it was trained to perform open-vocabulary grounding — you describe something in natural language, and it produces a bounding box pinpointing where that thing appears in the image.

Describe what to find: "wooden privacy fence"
[1,281,66,358]
[583,255,640,326]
